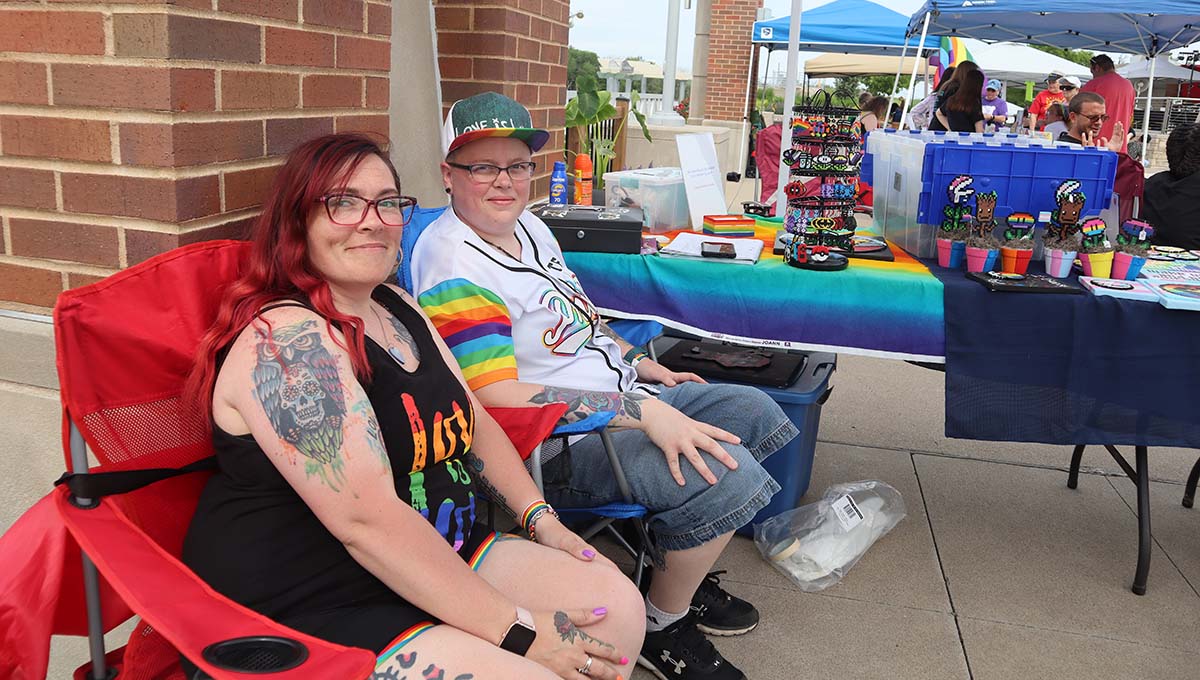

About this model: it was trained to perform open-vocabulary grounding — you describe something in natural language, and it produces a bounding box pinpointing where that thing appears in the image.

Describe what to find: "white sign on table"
[675,132,726,231]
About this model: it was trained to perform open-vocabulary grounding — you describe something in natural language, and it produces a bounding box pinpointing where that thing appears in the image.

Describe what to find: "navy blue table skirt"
[926,260,1200,448]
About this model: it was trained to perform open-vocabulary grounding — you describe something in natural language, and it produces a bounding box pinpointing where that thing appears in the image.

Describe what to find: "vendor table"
[564,228,1200,595]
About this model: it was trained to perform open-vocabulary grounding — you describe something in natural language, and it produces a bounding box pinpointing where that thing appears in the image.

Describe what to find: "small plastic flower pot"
[966,246,999,273]
[1111,251,1147,280]
[1078,250,1114,279]
[1000,246,1033,275]
[936,237,966,268]
[1044,249,1077,278]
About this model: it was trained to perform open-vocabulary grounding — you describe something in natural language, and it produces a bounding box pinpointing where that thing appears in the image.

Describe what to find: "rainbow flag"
[935,37,975,88]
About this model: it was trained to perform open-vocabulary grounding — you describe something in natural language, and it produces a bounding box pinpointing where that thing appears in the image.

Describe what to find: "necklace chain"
[370,305,406,366]
[480,235,520,261]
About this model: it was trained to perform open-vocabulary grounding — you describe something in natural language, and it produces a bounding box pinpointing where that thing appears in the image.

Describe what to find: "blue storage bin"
[916,141,1117,226]
[714,352,836,536]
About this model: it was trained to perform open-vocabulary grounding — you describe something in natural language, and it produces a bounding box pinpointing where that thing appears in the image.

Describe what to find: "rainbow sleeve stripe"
[418,278,518,391]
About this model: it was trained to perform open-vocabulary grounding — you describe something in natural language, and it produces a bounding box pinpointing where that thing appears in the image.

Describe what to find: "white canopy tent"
[1118,55,1200,81]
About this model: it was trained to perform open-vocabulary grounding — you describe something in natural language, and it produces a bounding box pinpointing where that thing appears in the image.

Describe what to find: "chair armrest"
[54,487,375,680]
[550,410,617,437]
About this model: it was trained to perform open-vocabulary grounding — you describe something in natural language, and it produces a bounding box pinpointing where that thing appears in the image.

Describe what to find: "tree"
[567,47,601,89]
[1030,45,1094,68]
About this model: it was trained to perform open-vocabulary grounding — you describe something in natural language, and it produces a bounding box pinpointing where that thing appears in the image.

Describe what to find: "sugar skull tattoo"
[254,319,348,491]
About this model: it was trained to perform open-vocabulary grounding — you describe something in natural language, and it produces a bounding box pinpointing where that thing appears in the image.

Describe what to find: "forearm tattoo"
[371,649,474,680]
[385,314,422,362]
[253,319,349,492]
[464,451,508,511]
[529,386,649,424]
[554,611,616,651]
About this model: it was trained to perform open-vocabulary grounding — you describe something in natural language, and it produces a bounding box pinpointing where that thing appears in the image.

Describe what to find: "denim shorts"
[540,382,799,552]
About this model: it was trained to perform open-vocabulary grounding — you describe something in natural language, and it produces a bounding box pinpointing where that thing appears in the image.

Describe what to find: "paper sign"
[676,133,727,231]
[832,494,864,531]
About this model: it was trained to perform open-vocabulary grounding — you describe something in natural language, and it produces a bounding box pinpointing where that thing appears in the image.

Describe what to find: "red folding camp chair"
[0,241,374,679]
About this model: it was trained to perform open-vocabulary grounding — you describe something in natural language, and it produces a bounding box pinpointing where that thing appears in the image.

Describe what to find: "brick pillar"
[705,0,760,123]
[0,1,391,310]
[433,0,570,200]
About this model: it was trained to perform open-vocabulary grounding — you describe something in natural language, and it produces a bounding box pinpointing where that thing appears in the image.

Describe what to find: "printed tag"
[831,494,864,531]
[1038,211,1052,223]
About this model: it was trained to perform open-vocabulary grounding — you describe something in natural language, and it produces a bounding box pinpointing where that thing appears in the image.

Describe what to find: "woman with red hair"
[183,134,643,679]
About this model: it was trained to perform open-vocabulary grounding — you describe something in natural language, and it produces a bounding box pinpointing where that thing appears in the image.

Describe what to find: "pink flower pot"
[1111,251,1147,280]
[1000,246,1033,275]
[1044,249,1077,278]
[966,246,999,273]
[936,238,966,268]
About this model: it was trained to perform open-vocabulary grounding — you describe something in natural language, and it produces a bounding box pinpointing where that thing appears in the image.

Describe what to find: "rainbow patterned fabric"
[564,218,945,361]
[417,278,518,390]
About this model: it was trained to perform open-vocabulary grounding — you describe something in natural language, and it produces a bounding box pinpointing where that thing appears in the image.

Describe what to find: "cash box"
[533,205,644,254]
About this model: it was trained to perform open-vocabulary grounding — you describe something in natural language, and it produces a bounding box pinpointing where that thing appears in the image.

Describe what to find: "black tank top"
[183,286,480,621]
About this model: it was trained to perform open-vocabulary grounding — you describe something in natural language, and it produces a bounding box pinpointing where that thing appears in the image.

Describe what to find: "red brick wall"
[705,0,760,122]
[0,2,390,310]
[433,0,570,199]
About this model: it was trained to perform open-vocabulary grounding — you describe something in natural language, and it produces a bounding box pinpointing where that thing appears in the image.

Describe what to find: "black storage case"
[532,205,644,254]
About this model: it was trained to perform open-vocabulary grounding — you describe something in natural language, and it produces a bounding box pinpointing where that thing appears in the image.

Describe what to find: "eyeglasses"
[447,161,537,183]
[1061,85,1076,91]
[317,194,417,227]
[1075,112,1110,123]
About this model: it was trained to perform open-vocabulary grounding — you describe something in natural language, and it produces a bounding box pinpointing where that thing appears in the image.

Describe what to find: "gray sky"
[568,0,926,72]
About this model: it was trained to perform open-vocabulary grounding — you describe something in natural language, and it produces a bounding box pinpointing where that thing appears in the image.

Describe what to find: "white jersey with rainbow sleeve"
[411,208,639,394]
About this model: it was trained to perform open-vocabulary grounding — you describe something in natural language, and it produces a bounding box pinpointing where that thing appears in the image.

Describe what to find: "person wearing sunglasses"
[1058,75,1082,104]
[1080,54,1135,153]
[412,92,801,680]
[184,133,645,680]
[1058,91,1126,151]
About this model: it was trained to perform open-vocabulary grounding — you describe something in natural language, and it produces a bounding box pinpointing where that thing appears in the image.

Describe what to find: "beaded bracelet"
[520,500,559,543]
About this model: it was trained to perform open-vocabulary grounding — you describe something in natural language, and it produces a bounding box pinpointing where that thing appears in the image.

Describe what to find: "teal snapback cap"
[442,92,550,156]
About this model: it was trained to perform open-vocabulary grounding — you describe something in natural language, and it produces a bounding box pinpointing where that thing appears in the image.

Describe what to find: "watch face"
[1091,279,1134,290]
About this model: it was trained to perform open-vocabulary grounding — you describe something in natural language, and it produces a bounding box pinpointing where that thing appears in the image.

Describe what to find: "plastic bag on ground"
[753,480,906,592]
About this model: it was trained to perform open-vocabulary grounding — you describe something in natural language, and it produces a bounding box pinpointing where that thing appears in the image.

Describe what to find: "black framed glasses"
[447,161,537,183]
[317,194,417,227]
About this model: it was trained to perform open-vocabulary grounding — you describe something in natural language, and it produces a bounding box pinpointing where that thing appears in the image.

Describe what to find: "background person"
[1042,102,1068,140]
[910,65,956,130]
[931,69,986,133]
[857,95,888,133]
[1058,75,1081,103]
[183,133,644,680]
[1056,91,1125,151]
[1026,72,1066,131]
[1080,54,1135,152]
[1144,123,1200,249]
[413,91,802,680]
[981,79,1009,129]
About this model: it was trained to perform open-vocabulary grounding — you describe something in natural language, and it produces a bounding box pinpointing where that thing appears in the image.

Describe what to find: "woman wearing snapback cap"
[411,91,801,680]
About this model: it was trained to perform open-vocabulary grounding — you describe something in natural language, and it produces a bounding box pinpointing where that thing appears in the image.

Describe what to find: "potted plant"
[1044,180,1085,278]
[565,74,653,191]
[936,175,974,268]
[1043,232,1080,278]
[1112,219,1155,280]
[1077,217,1114,279]
[1000,212,1036,274]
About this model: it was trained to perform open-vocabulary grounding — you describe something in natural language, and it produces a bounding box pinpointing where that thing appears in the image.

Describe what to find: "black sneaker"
[691,571,759,636]
[638,612,746,680]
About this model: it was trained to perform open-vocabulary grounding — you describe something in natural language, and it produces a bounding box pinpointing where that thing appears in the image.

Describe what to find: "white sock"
[645,595,688,632]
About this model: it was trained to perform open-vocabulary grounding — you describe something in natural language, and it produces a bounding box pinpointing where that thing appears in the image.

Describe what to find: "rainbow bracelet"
[520,500,558,542]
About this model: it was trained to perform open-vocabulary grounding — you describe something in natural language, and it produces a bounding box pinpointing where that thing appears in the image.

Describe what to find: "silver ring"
[577,654,593,675]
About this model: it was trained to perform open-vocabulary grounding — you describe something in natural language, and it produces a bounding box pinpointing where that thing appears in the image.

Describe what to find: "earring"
[444,187,451,194]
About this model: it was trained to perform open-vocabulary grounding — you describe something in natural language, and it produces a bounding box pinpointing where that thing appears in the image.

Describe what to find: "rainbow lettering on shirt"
[419,279,519,391]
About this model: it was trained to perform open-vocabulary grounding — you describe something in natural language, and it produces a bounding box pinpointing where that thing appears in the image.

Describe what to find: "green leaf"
[595,102,618,121]
[630,107,652,143]
[574,74,601,122]
[564,97,585,129]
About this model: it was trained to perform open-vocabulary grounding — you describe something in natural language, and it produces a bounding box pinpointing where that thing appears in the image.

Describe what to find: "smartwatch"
[499,606,537,656]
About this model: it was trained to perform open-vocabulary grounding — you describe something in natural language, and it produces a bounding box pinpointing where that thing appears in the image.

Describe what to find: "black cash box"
[533,205,644,254]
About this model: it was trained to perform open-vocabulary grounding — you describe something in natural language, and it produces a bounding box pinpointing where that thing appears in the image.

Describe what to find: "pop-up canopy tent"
[804,40,1090,84]
[904,1,1200,155]
[1118,55,1200,81]
[752,0,940,53]
[750,0,942,214]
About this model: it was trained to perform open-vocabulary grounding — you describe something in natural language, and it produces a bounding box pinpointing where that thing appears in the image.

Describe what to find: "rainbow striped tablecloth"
[563,221,945,362]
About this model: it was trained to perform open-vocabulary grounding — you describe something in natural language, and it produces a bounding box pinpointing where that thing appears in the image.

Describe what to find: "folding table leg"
[1067,444,1086,489]
[1131,446,1151,596]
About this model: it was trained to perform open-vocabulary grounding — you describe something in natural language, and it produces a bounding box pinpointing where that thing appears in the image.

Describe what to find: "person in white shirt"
[411,92,801,680]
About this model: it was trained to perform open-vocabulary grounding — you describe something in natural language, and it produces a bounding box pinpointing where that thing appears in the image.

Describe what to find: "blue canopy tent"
[904,1,1200,157]
[748,0,941,214]
[752,0,941,53]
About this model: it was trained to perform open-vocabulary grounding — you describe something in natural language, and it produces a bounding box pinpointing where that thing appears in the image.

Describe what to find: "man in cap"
[412,91,800,680]
[981,78,1009,128]
[1026,72,1066,132]
[1080,54,1135,152]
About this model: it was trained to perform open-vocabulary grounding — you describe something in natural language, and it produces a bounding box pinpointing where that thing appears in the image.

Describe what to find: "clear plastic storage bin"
[603,168,691,233]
